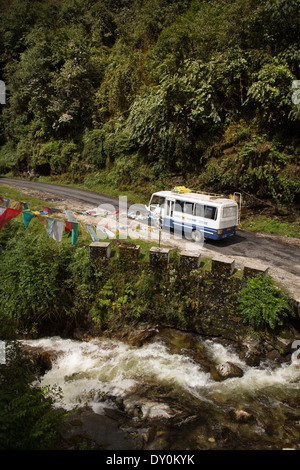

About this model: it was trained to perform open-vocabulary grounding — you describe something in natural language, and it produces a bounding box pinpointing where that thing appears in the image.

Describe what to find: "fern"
[237,274,293,330]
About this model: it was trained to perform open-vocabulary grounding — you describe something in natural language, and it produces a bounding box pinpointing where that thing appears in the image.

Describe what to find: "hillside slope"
[0,0,299,209]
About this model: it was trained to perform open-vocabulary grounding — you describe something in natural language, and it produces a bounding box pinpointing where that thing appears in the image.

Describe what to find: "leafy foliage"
[0,220,97,337]
[237,274,293,330]
[0,341,65,450]
[0,0,299,204]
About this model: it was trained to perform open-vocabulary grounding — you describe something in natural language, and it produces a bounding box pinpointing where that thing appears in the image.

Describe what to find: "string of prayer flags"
[0,195,77,244]
[0,197,27,210]
[1,194,153,244]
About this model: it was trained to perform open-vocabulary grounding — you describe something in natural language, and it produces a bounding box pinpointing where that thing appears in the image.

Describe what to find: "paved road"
[1,177,299,298]
[0,177,123,207]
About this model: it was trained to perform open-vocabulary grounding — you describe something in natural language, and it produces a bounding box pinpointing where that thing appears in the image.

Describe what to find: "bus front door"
[164,199,174,229]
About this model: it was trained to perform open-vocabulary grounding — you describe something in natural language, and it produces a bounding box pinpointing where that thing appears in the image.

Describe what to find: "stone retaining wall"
[88,241,299,344]
[89,241,271,282]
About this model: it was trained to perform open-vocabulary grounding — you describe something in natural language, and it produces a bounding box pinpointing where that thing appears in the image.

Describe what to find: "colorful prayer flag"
[0,208,22,230]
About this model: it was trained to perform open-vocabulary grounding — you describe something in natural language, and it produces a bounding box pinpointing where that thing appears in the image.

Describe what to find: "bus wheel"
[192,230,204,243]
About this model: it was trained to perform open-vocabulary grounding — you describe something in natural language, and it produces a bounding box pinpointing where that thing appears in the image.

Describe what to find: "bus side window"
[204,206,218,220]
[174,200,184,212]
[195,203,204,217]
[184,202,194,215]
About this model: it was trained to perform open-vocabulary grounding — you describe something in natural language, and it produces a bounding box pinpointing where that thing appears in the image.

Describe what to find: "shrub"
[237,274,293,330]
[0,342,65,450]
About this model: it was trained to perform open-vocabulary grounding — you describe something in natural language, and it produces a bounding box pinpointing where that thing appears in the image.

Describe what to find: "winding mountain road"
[1,177,299,301]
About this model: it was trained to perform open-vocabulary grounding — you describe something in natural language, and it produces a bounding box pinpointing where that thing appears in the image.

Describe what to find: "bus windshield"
[150,195,165,210]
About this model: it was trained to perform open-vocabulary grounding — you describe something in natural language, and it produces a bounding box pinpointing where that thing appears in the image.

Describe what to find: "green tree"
[127,59,221,169]
[245,60,296,127]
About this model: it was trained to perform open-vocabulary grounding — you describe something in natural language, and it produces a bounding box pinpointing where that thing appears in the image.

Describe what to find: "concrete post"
[243,266,269,279]
[149,247,171,270]
[89,242,111,264]
[211,258,235,276]
[179,250,201,272]
[118,243,140,260]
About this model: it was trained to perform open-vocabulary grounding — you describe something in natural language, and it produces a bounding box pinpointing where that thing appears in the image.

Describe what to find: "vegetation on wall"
[0,214,294,341]
[0,0,299,206]
[237,274,293,330]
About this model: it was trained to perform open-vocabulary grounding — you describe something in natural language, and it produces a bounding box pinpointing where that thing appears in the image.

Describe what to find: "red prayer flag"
[64,221,73,232]
[42,206,53,214]
[0,208,22,230]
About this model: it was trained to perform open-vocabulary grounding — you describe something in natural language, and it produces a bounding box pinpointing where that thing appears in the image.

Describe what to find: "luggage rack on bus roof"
[171,186,226,199]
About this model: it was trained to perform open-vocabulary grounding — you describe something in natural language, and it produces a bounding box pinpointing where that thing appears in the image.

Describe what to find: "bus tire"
[192,229,204,243]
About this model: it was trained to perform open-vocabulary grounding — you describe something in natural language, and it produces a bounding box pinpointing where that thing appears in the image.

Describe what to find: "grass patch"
[200,257,212,271]
[37,174,148,205]
[0,184,50,210]
[240,215,300,239]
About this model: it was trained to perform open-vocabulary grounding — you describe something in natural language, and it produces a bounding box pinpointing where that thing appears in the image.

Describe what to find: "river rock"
[59,407,143,450]
[122,397,175,420]
[22,345,58,374]
[210,362,244,382]
[238,337,264,366]
[128,327,160,347]
[233,409,256,424]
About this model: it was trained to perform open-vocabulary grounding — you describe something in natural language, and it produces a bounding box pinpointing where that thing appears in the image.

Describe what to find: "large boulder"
[22,345,58,374]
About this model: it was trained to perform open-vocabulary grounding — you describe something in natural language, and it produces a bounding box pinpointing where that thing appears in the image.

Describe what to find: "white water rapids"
[22,336,300,417]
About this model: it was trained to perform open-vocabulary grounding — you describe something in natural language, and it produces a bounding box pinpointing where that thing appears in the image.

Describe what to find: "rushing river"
[22,333,300,450]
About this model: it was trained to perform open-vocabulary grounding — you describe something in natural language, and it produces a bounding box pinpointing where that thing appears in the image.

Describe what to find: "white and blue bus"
[146,188,241,242]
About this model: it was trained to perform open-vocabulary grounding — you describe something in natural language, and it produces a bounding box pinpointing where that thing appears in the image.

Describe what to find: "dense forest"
[0,0,299,207]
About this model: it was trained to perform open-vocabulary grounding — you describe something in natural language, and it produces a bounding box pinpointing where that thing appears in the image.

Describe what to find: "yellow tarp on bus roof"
[172,186,192,193]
